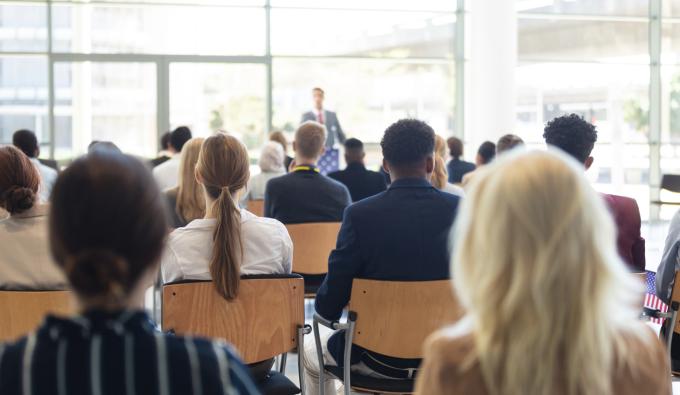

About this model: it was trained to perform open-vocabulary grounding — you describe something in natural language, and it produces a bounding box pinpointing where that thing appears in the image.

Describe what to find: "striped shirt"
[0,310,260,395]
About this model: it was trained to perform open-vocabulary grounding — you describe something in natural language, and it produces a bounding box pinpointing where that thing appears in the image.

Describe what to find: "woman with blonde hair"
[415,149,670,395]
[432,134,464,196]
[164,137,205,228]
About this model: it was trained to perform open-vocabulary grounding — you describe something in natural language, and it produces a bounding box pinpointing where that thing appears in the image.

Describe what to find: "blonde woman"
[164,137,205,228]
[415,149,670,395]
[432,135,464,196]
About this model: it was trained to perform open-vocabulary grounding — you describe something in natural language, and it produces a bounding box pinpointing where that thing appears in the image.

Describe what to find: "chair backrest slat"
[286,223,341,275]
[0,290,74,342]
[349,279,463,359]
[162,277,304,364]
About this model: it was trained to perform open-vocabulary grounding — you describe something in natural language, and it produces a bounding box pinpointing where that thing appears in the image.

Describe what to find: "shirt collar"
[182,209,255,230]
[41,310,155,338]
[345,162,366,171]
[11,203,49,219]
[388,178,434,190]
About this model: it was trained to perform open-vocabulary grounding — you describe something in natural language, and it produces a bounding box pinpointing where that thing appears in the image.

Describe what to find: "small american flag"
[318,148,340,175]
[643,270,669,324]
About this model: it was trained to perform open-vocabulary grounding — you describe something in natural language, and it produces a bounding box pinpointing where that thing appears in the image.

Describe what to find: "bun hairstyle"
[49,151,167,309]
[195,133,250,300]
[0,146,40,215]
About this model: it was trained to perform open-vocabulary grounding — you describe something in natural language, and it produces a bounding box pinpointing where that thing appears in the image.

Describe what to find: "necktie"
[317,111,324,125]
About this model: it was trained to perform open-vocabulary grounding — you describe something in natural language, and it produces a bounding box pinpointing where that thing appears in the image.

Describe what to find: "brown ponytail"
[196,134,250,300]
[0,146,40,215]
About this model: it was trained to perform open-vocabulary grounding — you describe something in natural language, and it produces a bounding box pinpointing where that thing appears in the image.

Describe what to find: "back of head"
[447,137,464,159]
[381,119,435,177]
[176,137,206,223]
[0,146,40,215]
[452,149,642,395]
[344,138,364,164]
[88,141,121,154]
[259,141,285,173]
[170,126,193,152]
[12,129,38,158]
[196,133,250,300]
[49,151,167,309]
[269,131,288,154]
[543,114,597,164]
[496,134,524,154]
[477,141,496,165]
[294,121,326,162]
[160,132,172,152]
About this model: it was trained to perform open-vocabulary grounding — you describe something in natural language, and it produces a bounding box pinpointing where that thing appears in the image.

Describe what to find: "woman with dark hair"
[0,146,65,289]
[0,151,259,394]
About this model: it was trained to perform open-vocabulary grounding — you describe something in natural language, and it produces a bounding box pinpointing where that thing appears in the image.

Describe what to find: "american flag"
[643,270,669,324]
[318,148,340,175]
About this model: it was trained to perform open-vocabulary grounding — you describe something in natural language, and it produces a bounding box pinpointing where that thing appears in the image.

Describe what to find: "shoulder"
[322,175,350,191]
[613,326,670,392]
[243,211,288,233]
[265,173,292,189]
[327,170,343,179]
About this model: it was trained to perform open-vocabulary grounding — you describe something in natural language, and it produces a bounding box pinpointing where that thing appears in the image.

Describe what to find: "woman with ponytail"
[0,150,259,394]
[161,133,292,298]
[0,146,65,289]
[432,135,464,197]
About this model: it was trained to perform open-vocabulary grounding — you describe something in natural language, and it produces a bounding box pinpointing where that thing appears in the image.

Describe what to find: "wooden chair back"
[0,290,74,341]
[248,199,265,217]
[162,276,304,364]
[349,279,463,359]
[286,223,341,275]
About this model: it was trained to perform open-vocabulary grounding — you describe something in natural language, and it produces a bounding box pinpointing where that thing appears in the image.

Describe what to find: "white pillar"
[467,0,517,149]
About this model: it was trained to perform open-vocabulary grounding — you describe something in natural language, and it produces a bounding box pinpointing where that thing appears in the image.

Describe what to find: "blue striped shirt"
[0,310,260,395]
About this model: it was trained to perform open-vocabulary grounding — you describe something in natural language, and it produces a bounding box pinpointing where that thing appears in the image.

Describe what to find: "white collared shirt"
[30,158,57,202]
[152,156,180,191]
[0,204,67,290]
[161,209,293,283]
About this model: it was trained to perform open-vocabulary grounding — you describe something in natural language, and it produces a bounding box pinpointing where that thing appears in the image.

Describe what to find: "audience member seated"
[270,130,294,171]
[150,131,173,168]
[0,150,259,394]
[164,137,205,228]
[162,133,292,285]
[0,146,66,290]
[88,140,121,154]
[415,149,670,395]
[304,119,461,394]
[446,136,475,183]
[432,135,464,196]
[461,140,496,188]
[264,121,351,224]
[242,141,286,203]
[496,133,524,154]
[13,129,57,202]
[153,126,192,191]
[544,114,645,271]
[328,138,387,202]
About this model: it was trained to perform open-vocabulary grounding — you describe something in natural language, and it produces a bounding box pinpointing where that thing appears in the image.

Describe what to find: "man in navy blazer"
[264,121,351,224]
[328,138,387,202]
[304,119,460,393]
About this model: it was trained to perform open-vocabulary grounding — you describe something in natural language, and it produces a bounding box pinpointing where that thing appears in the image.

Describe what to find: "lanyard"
[293,166,320,173]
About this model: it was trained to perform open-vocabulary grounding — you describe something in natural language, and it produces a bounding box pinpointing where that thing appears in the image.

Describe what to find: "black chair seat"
[258,370,301,395]
[295,273,326,295]
[325,366,414,394]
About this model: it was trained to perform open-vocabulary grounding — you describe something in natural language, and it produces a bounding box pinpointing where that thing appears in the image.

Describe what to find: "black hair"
[170,126,192,152]
[49,151,167,305]
[381,119,435,167]
[477,141,496,164]
[344,138,363,152]
[496,134,524,154]
[543,114,597,164]
[447,137,463,159]
[12,129,39,158]
[160,132,172,150]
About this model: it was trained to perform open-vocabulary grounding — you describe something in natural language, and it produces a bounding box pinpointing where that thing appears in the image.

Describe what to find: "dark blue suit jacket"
[315,178,460,367]
[328,163,387,202]
[447,159,476,183]
[264,167,351,224]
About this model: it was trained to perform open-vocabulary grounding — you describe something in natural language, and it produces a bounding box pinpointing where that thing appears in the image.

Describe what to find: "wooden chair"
[285,223,341,296]
[162,274,310,395]
[248,199,265,217]
[0,290,74,342]
[313,279,463,395]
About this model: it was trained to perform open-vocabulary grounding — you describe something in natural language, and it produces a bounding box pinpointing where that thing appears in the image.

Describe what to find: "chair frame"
[641,270,680,357]
[313,313,357,395]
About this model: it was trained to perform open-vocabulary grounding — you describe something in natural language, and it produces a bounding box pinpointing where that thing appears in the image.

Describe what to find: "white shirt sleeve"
[279,223,293,274]
[160,242,183,283]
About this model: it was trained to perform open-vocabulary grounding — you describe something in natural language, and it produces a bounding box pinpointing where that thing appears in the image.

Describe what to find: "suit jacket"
[602,193,645,271]
[150,155,171,168]
[264,167,351,224]
[315,178,460,367]
[301,110,346,148]
[328,163,388,202]
[447,159,476,184]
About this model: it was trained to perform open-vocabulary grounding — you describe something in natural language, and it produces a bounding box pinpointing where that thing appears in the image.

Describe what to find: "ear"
[292,141,297,153]
[361,152,366,160]
[382,159,390,174]
[425,156,435,174]
[319,146,326,157]
[35,147,40,157]
[585,156,594,170]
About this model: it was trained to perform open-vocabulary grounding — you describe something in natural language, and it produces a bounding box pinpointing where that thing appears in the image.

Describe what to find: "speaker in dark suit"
[328,138,387,202]
[300,87,346,148]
